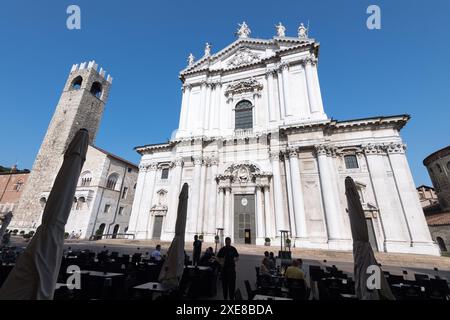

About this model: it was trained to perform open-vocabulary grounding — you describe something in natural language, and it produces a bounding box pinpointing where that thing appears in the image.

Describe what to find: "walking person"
[217,237,239,300]
[192,235,202,266]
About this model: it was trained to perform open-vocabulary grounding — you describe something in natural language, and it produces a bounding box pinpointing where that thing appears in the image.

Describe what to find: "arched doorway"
[96,223,106,240]
[112,224,120,239]
[436,237,447,252]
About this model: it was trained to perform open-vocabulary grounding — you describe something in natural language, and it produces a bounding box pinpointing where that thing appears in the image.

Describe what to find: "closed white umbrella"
[158,183,189,287]
[345,176,394,300]
[0,129,89,300]
[0,211,13,240]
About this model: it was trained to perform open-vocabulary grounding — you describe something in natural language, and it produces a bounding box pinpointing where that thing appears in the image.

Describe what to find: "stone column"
[276,69,286,119]
[165,158,184,235]
[270,151,287,233]
[189,156,203,233]
[283,155,296,238]
[386,143,436,246]
[265,69,276,122]
[255,185,266,241]
[198,81,207,130]
[206,156,219,235]
[287,147,308,239]
[263,185,275,238]
[216,187,225,229]
[128,164,148,235]
[315,145,344,240]
[196,159,207,234]
[280,63,292,117]
[203,83,212,130]
[179,84,191,130]
[304,57,320,114]
[223,187,232,238]
[136,163,158,239]
[213,83,222,132]
[363,144,410,249]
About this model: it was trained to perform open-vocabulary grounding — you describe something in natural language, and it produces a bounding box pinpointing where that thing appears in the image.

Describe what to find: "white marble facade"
[128,23,440,255]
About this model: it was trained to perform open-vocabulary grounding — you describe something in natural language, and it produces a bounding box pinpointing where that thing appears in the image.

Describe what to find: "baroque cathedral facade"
[128,22,439,255]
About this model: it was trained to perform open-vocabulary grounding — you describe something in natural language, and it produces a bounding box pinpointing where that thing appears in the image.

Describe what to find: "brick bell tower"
[12,61,113,230]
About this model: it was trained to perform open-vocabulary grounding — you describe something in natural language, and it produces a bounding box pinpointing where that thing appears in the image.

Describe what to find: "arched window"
[90,81,102,98]
[436,237,447,252]
[76,197,86,210]
[106,173,119,190]
[235,100,253,130]
[13,179,24,191]
[71,76,83,90]
[436,164,443,173]
[80,171,92,187]
[447,161,450,171]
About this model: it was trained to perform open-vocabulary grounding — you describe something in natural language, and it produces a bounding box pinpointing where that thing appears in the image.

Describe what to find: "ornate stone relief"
[225,78,263,99]
[227,47,261,68]
[217,163,271,185]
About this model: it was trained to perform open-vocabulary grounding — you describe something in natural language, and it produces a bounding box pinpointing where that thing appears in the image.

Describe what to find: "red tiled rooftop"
[426,212,450,226]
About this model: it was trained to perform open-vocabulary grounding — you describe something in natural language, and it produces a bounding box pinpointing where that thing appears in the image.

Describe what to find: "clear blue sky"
[0,0,449,186]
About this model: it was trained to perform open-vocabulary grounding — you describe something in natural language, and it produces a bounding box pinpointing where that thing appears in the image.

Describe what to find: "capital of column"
[146,162,158,171]
[314,144,335,157]
[362,143,385,155]
[192,155,203,166]
[384,142,407,155]
[302,54,318,66]
[265,68,277,78]
[174,157,184,167]
[286,146,299,158]
[182,83,192,92]
[269,151,281,161]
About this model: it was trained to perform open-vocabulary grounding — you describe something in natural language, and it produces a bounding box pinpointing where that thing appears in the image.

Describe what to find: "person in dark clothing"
[217,237,239,300]
[193,235,202,266]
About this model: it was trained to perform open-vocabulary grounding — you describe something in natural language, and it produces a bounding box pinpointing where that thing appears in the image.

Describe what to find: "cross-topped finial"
[236,21,251,38]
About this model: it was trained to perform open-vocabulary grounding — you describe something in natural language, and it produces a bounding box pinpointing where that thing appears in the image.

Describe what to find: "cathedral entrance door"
[233,194,256,244]
[152,216,163,239]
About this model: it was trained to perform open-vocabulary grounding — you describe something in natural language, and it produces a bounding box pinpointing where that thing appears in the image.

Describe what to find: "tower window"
[71,76,83,90]
[344,155,359,169]
[122,187,128,199]
[235,100,253,130]
[106,173,119,190]
[161,168,169,180]
[436,164,443,173]
[80,171,92,187]
[90,81,102,99]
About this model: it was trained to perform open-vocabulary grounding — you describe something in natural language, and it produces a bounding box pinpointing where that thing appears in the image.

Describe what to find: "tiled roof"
[426,212,450,226]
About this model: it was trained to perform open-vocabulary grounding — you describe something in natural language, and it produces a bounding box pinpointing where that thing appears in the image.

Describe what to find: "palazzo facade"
[128,23,440,255]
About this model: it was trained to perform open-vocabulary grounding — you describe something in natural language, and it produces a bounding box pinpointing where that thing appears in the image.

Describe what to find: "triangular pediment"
[180,37,314,76]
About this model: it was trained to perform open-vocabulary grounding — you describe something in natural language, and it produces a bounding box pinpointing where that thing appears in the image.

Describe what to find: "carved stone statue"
[276,22,286,37]
[298,23,308,39]
[188,53,195,66]
[236,21,251,38]
[204,43,211,57]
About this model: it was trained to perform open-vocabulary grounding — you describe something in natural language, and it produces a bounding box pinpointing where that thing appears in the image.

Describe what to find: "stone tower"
[12,61,113,230]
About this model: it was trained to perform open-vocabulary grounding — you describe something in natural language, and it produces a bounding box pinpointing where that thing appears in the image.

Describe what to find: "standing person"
[217,237,239,300]
[192,235,202,266]
[151,244,163,261]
